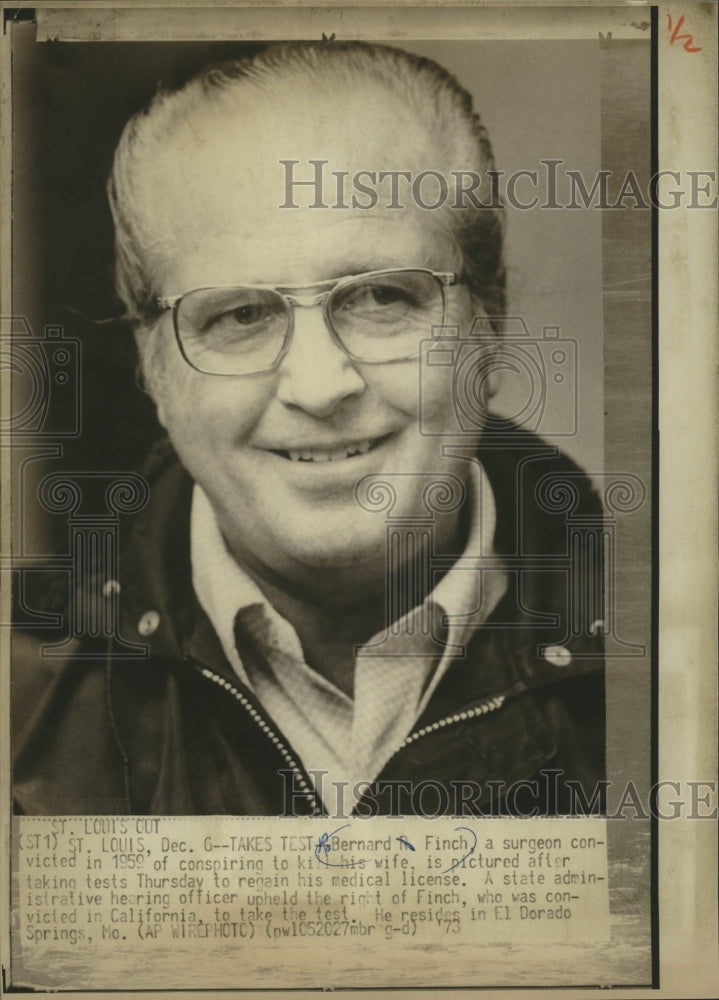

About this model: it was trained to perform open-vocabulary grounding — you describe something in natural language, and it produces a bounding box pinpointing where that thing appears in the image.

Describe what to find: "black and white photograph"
[2,1,716,995]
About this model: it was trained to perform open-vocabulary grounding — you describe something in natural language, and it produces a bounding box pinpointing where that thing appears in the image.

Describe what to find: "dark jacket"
[12,424,606,816]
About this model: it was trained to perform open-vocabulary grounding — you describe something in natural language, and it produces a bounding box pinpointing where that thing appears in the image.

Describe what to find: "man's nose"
[274,306,366,417]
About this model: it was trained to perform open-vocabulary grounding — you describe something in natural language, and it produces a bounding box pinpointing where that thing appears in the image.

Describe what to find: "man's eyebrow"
[319,249,450,278]
[230,262,415,287]
[323,258,421,277]
[230,259,429,286]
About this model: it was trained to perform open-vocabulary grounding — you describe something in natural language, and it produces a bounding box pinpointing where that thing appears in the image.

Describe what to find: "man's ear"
[133,326,168,428]
[466,297,502,401]
[154,397,168,430]
[481,339,502,400]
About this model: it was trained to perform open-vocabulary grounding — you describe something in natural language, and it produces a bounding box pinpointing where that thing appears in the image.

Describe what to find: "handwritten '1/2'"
[667,13,702,53]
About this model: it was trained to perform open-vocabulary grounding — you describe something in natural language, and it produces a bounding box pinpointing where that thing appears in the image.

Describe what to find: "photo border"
[1,2,716,997]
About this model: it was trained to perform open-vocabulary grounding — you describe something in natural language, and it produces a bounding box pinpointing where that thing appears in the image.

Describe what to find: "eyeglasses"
[157,268,459,376]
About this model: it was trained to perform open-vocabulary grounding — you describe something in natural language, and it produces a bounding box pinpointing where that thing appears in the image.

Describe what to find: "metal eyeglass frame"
[156,267,460,376]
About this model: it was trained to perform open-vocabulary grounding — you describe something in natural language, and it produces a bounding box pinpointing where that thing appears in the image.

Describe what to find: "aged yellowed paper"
[1,2,716,996]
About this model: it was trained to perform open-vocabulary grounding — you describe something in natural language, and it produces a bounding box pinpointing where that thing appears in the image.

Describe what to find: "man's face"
[146,95,483,588]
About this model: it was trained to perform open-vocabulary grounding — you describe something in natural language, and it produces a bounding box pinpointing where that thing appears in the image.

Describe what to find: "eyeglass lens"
[175,270,446,375]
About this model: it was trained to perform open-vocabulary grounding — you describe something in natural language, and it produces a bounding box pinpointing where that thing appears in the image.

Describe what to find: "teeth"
[286,438,376,462]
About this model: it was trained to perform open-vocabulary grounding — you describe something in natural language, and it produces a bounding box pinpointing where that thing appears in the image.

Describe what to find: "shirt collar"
[191,460,504,694]
[191,488,304,687]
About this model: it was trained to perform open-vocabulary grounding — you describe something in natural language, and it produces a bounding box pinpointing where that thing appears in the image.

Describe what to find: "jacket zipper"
[202,665,509,815]
[199,667,323,815]
[348,693,509,817]
[371,693,508,779]
[402,693,507,748]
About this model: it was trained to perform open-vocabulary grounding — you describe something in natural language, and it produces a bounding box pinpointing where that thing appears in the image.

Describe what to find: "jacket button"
[102,579,121,597]
[138,610,160,636]
[543,644,572,668]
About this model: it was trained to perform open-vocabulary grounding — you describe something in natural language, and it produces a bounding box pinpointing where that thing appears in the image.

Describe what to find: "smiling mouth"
[272,435,390,463]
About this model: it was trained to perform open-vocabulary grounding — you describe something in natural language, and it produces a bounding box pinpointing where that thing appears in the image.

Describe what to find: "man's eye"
[227,304,269,326]
[340,283,414,313]
[369,285,409,307]
[204,302,273,334]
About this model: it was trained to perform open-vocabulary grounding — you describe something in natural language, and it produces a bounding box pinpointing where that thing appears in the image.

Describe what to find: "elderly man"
[13,41,605,816]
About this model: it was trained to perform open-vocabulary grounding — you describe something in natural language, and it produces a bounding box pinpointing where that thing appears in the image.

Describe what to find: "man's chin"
[255,523,388,581]
[287,538,385,572]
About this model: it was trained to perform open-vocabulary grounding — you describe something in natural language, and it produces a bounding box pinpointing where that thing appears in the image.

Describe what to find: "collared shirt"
[191,463,506,814]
